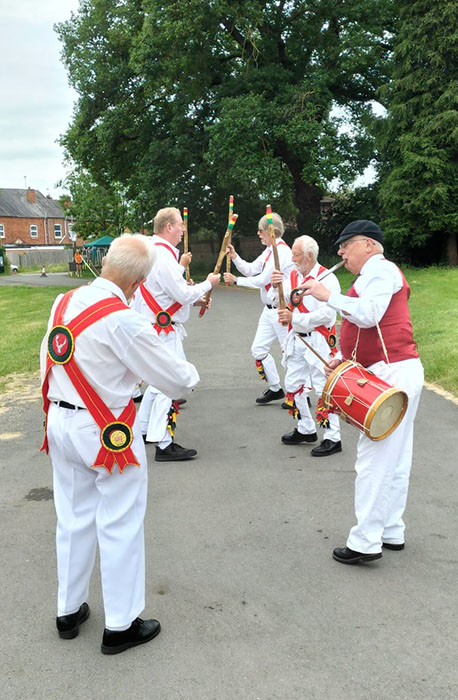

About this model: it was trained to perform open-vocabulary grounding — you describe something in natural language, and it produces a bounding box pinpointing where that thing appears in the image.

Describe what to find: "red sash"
[154,241,179,260]
[139,283,182,334]
[41,289,139,474]
[264,240,288,292]
[289,269,337,355]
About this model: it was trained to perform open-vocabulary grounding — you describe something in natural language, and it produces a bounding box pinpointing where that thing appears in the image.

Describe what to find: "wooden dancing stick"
[183,207,190,282]
[266,204,286,314]
[295,333,332,368]
[199,213,239,317]
[225,195,234,284]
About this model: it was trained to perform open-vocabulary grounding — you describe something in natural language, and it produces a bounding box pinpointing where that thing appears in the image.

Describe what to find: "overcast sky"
[0,0,80,199]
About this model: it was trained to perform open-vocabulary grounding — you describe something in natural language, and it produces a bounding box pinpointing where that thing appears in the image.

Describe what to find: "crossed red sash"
[139,283,182,334]
[289,268,337,355]
[41,289,140,474]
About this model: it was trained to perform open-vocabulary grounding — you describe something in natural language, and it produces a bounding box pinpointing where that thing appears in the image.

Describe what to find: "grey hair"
[369,238,384,254]
[258,212,284,238]
[154,207,181,234]
[103,233,155,286]
[295,234,319,261]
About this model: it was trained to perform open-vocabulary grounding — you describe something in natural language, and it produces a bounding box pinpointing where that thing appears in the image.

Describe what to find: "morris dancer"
[40,234,199,653]
[223,212,294,405]
[131,207,220,461]
[271,235,342,456]
[301,220,424,564]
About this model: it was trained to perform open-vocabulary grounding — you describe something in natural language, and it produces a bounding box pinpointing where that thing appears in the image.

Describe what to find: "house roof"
[84,235,115,247]
[0,188,66,219]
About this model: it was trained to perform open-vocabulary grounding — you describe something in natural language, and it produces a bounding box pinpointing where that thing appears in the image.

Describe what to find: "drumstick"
[295,333,332,368]
[294,260,345,298]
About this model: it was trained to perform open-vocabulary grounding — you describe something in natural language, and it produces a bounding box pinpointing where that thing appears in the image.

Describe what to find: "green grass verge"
[0,267,457,396]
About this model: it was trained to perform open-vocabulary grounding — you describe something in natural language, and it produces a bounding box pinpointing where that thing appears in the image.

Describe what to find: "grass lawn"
[0,266,457,397]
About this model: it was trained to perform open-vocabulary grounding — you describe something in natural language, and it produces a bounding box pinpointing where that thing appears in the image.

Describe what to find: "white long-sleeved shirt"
[232,240,294,306]
[327,255,403,328]
[40,277,199,410]
[130,234,212,325]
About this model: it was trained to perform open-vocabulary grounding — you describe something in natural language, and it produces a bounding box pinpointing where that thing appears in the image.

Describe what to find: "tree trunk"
[275,141,322,237]
[446,232,458,266]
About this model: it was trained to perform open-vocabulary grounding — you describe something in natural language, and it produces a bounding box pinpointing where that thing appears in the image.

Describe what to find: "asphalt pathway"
[1,275,457,700]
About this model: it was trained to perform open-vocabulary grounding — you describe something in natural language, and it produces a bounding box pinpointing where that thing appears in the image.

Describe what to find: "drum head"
[367,390,408,440]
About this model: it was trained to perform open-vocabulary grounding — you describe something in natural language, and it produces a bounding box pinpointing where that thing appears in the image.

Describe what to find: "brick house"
[0,188,74,246]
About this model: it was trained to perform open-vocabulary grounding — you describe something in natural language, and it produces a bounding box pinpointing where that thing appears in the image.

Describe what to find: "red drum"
[322,360,408,441]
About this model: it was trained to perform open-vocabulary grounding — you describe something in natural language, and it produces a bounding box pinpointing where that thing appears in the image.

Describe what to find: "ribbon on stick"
[266,204,286,311]
[225,195,234,283]
[183,207,190,282]
[199,213,238,317]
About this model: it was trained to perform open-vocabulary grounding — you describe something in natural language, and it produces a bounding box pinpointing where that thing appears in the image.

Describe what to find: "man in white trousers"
[40,234,199,653]
[271,235,342,456]
[223,212,294,405]
[302,220,424,564]
[131,207,220,461]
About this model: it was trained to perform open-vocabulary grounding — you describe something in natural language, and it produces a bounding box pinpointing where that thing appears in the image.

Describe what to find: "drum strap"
[351,306,391,365]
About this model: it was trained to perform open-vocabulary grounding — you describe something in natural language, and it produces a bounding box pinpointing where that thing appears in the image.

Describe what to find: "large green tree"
[377,0,458,265]
[57,0,394,240]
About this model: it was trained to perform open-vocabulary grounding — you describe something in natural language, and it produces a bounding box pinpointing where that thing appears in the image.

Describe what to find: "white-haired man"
[223,212,294,404]
[271,235,342,456]
[40,234,199,653]
[302,220,424,564]
[131,207,220,461]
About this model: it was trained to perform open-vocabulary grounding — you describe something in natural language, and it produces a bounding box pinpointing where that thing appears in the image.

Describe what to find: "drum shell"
[322,360,408,441]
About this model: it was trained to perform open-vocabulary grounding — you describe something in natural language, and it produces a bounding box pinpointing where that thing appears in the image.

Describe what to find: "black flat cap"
[335,220,383,246]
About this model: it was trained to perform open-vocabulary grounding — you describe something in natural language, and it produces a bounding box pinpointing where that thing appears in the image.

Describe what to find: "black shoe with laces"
[255,388,285,404]
[155,442,197,461]
[101,618,161,655]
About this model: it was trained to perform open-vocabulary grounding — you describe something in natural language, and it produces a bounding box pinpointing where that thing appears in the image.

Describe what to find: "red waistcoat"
[340,271,419,366]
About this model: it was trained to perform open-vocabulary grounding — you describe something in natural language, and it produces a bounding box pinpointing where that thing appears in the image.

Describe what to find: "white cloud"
[0,1,80,198]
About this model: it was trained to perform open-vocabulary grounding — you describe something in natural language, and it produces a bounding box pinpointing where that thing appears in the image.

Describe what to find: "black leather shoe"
[310,439,342,457]
[133,394,143,403]
[256,388,285,404]
[333,547,382,564]
[281,429,317,444]
[382,542,405,550]
[155,442,197,461]
[281,402,290,409]
[56,603,90,639]
[174,398,187,406]
[101,618,161,655]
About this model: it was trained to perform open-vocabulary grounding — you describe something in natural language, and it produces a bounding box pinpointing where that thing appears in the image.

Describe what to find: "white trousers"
[251,306,288,390]
[138,328,185,447]
[48,402,148,629]
[284,336,341,441]
[346,357,424,554]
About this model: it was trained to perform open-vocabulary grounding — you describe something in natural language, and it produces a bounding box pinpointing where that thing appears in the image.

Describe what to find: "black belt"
[53,400,85,410]
[266,305,278,310]
[298,332,312,337]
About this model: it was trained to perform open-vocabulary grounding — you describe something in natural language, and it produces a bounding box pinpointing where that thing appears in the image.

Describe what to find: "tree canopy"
[377,0,458,264]
[57,0,394,240]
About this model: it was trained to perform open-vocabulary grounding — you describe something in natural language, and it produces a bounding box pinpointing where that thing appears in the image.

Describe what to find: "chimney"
[26,187,36,204]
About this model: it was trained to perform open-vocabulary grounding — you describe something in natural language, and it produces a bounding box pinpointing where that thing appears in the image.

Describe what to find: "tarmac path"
[1,275,457,699]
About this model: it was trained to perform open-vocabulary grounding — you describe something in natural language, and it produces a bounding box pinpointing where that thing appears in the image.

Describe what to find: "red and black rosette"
[155,310,172,329]
[101,421,133,453]
[47,325,75,365]
[290,288,303,307]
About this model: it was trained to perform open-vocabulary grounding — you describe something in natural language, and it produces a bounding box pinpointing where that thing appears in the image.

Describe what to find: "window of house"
[0,224,4,238]
[54,224,62,239]
[30,224,38,238]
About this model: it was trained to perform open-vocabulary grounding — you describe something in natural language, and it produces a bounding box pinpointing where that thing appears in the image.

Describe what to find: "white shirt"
[284,262,340,334]
[232,240,294,306]
[130,235,211,325]
[40,277,199,410]
[327,254,403,328]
